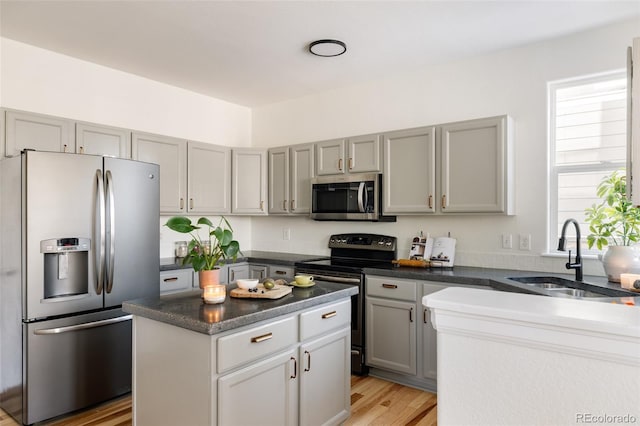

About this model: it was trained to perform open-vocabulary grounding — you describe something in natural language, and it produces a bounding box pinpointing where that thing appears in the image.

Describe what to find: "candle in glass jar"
[202,241,211,255]
[175,241,188,258]
[203,284,225,304]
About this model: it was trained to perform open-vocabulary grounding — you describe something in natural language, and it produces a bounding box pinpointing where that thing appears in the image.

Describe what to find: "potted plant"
[585,170,640,281]
[165,216,241,287]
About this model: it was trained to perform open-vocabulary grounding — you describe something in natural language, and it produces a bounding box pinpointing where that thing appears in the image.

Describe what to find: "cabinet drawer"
[299,300,350,341]
[159,269,192,294]
[217,316,297,373]
[366,276,417,301]
[269,265,294,280]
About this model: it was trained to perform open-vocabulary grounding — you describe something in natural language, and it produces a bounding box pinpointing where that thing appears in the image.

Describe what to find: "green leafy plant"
[165,216,240,271]
[585,170,640,250]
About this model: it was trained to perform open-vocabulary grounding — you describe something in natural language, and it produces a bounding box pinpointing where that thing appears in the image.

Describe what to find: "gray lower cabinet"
[268,265,295,281]
[228,263,249,283]
[365,276,417,375]
[4,109,74,156]
[366,275,486,391]
[249,264,268,280]
[75,122,130,157]
[159,269,193,295]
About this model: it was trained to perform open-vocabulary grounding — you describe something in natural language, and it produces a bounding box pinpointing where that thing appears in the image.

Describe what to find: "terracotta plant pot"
[199,268,221,289]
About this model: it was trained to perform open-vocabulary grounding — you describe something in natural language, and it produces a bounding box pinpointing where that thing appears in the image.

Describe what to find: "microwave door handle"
[357,182,366,212]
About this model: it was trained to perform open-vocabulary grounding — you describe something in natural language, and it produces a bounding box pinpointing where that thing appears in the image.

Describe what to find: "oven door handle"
[308,274,361,284]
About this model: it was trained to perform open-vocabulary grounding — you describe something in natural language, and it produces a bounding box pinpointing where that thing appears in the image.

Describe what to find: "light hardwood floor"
[0,375,437,426]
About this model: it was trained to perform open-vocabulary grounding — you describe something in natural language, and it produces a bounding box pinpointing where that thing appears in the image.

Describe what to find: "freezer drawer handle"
[33,315,132,335]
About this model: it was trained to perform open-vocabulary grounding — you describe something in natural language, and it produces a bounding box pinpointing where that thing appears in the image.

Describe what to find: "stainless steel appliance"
[0,151,160,425]
[310,173,396,222]
[295,233,397,375]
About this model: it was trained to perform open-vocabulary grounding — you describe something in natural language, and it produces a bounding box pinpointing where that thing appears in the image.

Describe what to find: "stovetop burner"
[295,233,397,273]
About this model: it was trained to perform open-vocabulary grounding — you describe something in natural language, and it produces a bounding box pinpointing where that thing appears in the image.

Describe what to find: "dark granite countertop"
[123,280,358,335]
[160,251,328,271]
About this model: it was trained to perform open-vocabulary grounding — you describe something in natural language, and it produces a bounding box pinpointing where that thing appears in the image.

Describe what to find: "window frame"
[547,70,627,255]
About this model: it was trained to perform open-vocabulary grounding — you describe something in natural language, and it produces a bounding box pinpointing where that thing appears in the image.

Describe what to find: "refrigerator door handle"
[33,315,133,335]
[106,170,116,294]
[95,169,106,295]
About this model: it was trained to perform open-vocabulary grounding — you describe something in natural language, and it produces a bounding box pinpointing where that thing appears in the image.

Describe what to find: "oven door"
[311,173,378,221]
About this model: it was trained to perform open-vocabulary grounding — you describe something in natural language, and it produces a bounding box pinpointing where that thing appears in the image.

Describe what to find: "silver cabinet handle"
[189,198,194,210]
[291,199,295,211]
[179,198,184,210]
[34,315,132,335]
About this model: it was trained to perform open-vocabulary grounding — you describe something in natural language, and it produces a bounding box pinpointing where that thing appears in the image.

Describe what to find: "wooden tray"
[230,284,292,299]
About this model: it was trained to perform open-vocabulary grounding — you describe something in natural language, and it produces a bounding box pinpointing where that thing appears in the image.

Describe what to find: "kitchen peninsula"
[122,281,357,426]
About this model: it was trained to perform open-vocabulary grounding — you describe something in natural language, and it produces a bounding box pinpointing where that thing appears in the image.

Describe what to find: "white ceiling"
[1,1,639,107]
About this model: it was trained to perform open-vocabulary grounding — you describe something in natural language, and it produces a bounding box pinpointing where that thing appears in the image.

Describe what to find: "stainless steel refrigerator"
[0,150,160,425]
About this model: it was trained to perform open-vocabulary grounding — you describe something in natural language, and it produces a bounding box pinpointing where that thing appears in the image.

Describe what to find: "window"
[549,71,627,253]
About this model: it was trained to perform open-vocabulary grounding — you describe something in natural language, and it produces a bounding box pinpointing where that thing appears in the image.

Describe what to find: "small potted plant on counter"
[585,170,640,282]
[165,216,241,288]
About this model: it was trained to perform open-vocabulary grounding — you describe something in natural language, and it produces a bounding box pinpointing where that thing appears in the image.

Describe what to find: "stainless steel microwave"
[310,173,396,222]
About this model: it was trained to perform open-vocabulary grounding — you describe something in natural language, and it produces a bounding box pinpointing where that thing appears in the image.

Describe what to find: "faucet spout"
[558,218,583,281]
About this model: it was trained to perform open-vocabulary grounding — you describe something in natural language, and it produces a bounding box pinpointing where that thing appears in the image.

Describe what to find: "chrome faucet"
[557,218,583,281]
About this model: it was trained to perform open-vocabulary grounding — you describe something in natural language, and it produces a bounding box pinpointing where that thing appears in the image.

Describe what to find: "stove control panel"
[328,233,397,251]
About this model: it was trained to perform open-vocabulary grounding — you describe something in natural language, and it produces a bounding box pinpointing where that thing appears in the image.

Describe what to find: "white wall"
[251,18,640,275]
[0,37,254,258]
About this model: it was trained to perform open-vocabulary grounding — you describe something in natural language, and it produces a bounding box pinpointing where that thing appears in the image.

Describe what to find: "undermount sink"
[505,276,635,299]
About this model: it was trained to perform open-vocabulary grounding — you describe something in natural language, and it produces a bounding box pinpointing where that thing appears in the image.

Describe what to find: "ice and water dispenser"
[40,238,90,298]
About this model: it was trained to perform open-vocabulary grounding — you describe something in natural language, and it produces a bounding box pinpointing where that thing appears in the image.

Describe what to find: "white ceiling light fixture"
[309,39,347,57]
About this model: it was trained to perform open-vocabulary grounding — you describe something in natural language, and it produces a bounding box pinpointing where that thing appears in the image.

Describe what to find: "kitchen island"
[424,287,640,425]
[123,281,357,426]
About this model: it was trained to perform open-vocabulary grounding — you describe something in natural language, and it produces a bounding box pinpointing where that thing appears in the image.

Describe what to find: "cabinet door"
[132,132,187,214]
[228,263,249,283]
[289,143,315,214]
[159,269,192,295]
[76,123,130,158]
[420,282,447,381]
[218,349,298,426]
[269,265,294,281]
[440,116,511,213]
[187,141,231,214]
[316,139,346,175]
[232,148,267,214]
[366,297,417,374]
[5,110,74,156]
[630,38,640,206]
[299,327,350,426]
[268,147,289,214]
[348,134,381,173]
[249,265,268,280]
[382,127,436,214]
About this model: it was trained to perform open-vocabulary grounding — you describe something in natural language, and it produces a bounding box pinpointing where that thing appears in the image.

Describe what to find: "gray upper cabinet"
[5,109,74,156]
[269,143,315,215]
[75,122,131,158]
[316,138,346,175]
[268,147,289,214]
[440,115,513,214]
[383,115,513,215]
[132,132,187,214]
[232,148,267,215]
[316,135,381,176]
[347,134,381,173]
[290,143,315,214]
[383,126,437,214]
[187,141,231,214]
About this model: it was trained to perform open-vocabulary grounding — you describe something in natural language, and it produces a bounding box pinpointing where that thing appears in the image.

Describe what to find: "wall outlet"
[501,234,512,249]
[519,234,531,251]
[283,228,291,241]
